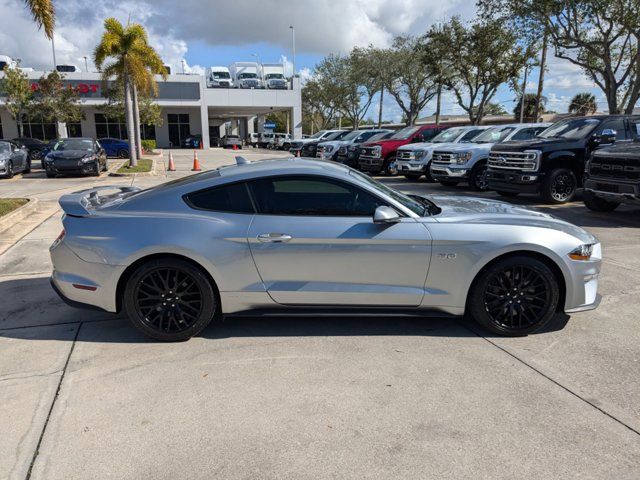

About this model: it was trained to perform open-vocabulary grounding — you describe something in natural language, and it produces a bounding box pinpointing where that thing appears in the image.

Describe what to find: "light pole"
[83,56,89,72]
[251,53,262,65]
[51,36,57,71]
[181,59,186,74]
[289,25,296,79]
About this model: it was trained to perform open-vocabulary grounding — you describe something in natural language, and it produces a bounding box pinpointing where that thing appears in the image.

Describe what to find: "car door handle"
[257,233,292,243]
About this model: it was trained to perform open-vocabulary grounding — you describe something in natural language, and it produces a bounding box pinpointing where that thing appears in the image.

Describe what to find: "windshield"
[431,128,468,143]
[239,73,257,79]
[309,131,327,139]
[390,126,420,140]
[265,73,284,79]
[473,126,516,143]
[350,169,432,216]
[52,139,93,151]
[0,143,10,154]
[538,118,601,139]
[212,72,230,79]
[367,131,392,142]
[324,131,347,141]
[340,130,362,141]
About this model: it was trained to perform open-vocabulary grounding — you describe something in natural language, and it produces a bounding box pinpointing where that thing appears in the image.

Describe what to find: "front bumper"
[430,164,470,180]
[45,161,96,176]
[584,177,640,204]
[486,168,542,193]
[563,242,602,313]
[397,160,427,173]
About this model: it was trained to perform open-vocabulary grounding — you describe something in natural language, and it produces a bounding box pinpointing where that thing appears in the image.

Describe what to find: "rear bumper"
[584,178,640,204]
[486,168,542,193]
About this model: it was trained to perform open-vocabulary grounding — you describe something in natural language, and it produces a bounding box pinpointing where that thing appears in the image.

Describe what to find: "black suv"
[486,115,640,203]
[582,142,640,211]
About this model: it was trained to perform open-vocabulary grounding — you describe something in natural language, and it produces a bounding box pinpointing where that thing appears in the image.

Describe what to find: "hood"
[426,195,596,244]
[493,137,581,152]
[432,143,492,153]
[363,138,408,149]
[47,150,92,160]
[591,142,640,158]
[399,141,465,153]
[318,140,346,149]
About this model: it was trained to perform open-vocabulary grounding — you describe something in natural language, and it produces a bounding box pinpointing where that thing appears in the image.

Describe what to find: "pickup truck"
[583,141,640,211]
[335,131,393,168]
[358,125,446,175]
[431,123,550,190]
[486,115,640,203]
[289,130,345,156]
[396,125,490,181]
[316,129,391,161]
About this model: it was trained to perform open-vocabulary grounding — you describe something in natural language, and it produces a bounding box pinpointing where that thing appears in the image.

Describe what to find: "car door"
[10,143,25,170]
[246,175,432,306]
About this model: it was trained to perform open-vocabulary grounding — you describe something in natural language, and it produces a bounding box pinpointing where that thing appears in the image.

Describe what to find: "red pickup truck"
[358,125,447,175]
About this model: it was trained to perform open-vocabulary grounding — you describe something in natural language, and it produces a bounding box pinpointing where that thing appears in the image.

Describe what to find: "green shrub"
[141,140,156,152]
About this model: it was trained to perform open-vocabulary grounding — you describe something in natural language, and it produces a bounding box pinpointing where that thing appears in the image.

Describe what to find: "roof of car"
[217,157,348,178]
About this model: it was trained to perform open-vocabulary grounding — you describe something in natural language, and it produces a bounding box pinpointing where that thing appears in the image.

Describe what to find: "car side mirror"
[373,206,401,223]
[595,129,616,145]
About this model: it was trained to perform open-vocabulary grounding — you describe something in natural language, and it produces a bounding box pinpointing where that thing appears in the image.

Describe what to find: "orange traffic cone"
[192,150,201,171]
[167,150,176,171]
[200,138,204,150]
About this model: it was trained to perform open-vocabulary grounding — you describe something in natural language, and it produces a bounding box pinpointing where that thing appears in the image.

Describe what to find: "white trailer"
[205,66,233,88]
[260,63,288,89]
[228,62,262,89]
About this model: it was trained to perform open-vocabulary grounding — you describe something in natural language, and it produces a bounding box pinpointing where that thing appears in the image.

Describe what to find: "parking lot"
[1,148,639,479]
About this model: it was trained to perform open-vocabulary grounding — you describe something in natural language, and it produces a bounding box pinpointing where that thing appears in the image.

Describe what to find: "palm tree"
[93,18,166,166]
[568,93,597,116]
[25,0,55,39]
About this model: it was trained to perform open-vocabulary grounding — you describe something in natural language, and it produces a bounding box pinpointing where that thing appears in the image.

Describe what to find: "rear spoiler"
[59,186,141,217]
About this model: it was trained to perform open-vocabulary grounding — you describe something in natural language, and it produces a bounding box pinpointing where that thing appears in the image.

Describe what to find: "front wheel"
[404,173,422,180]
[583,190,619,212]
[469,164,489,191]
[24,159,31,174]
[117,149,128,159]
[123,258,218,341]
[4,161,13,179]
[382,156,398,176]
[468,255,559,336]
[542,168,577,204]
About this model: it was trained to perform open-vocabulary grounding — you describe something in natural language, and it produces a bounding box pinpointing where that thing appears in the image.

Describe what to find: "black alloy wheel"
[30,149,41,160]
[117,149,128,159]
[5,161,13,179]
[470,164,489,191]
[543,168,577,204]
[468,256,559,336]
[24,158,31,174]
[124,259,217,341]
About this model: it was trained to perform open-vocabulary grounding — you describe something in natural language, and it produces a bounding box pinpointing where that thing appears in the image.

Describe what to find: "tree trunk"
[17,117,23,137]
[124,77,137,167]
[435,84,442,127]
[377,87,384,128]
[132,85,143,159]
[534,30,548,121]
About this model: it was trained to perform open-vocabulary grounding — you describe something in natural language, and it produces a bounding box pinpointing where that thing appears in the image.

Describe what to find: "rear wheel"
[469,163,489,191]
[542,168,577,204]
[583,190,620,212]
[124,258,218,341]
[468,255,559,336]
[117,149,128,159]
[439,180,459,187]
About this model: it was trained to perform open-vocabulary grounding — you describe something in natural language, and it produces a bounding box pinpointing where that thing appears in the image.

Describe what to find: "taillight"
[51,229,66,249]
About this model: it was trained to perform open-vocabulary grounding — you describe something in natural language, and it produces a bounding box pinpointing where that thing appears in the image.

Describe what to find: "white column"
[257,115,265,133]
[292,77,302,139]
[199,104,210,149]
[57,122,68,138]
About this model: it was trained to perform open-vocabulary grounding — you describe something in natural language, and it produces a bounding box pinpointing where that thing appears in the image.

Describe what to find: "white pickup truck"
[260,63,288,89]
[396,126,490,181]
[429,123,551,191]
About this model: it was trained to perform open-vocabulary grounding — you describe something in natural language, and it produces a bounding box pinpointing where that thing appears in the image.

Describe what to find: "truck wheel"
[583,190,620,212]
[542,168,577,204]
[497,191,518,198]
[423,168,435,183]
[469,163,489,191]
[439,180,459,187]
[382,156,398,176]
[404,173,422,180]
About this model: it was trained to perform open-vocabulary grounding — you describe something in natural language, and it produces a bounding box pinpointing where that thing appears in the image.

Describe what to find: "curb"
[0,198,38,233]
[108,157,158,177]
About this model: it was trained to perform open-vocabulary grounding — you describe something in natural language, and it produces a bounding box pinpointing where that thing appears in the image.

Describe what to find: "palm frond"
[25,0,55,39]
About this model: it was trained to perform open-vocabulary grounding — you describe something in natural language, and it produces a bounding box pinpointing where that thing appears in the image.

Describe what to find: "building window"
[67,122,83,137]
[95,113,127,139]
[168,113,190,147]
[141,124,156,140]
[20,115,57,140]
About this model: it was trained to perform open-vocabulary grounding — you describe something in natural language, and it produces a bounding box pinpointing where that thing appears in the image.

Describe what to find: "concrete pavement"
[1,148,639,479]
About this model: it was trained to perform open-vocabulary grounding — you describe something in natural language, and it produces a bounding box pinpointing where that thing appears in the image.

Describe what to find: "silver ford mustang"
[50,157,601,341]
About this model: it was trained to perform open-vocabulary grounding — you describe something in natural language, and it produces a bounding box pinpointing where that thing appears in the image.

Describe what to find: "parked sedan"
[98,138,130,158]
[43,138,107,177]
[51,157,601,342]
[0,140,30,178]
[220,135,243,149]
[12,137,47,163]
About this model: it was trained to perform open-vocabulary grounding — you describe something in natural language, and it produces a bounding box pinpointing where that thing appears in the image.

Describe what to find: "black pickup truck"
[486,115,640,203]
[583,142,640,211]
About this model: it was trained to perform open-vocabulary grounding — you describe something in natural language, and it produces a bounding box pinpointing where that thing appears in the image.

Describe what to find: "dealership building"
[0,71,302,147]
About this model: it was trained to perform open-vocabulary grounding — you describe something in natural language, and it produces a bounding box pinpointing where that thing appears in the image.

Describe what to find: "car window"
[419,129,440,142]
[185,182,254,214]
[595,118,629,140]
[460,129,485,141]
[0,142,10,154]
[248,176,386,216]
[510,128,543,141]
[630,117,640,139]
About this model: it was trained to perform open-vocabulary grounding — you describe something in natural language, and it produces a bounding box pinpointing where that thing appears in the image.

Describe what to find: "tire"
[468,255,560,336]
[5,161,13,179]
[24,159,31,174]
[30,150,41,161]
[439,180,459,187]
[583,190,619,212]
[497,191,518,198]
[283,143,290,150]
[542,168,577,204]
[469,163,489,191]
[382,156,398,176]
[404,173,422,180]
[92,160,101,176]
[423,168,436,183]
[117,149,128,159]
[123,258,218,341]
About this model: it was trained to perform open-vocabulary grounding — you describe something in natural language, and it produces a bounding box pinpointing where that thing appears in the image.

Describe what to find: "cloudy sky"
[0,0,609,121]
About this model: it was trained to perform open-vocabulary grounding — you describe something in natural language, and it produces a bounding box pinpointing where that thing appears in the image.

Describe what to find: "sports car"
[50,157,601,341]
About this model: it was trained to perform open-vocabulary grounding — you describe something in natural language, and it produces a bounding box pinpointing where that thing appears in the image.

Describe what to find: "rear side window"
[420,129,440,141]
[511,127,545,141]
[185,182,254,213]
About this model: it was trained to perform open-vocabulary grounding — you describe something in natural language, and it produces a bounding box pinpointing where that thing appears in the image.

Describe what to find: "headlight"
[82,154,96,163]
[373,146,382,157]
[0,157,6,165]
[455,151,473,164]
[415,150,427,161]
[568,244,594,261]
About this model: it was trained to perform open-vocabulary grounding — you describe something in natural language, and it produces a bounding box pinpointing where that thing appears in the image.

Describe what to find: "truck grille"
[360,147,378,158]
[589,155,640,181]
[338,146,347,155]
[302,145,317,156]
[488,151,539,171]
[398,151,414,160]
[431,151,456,164]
